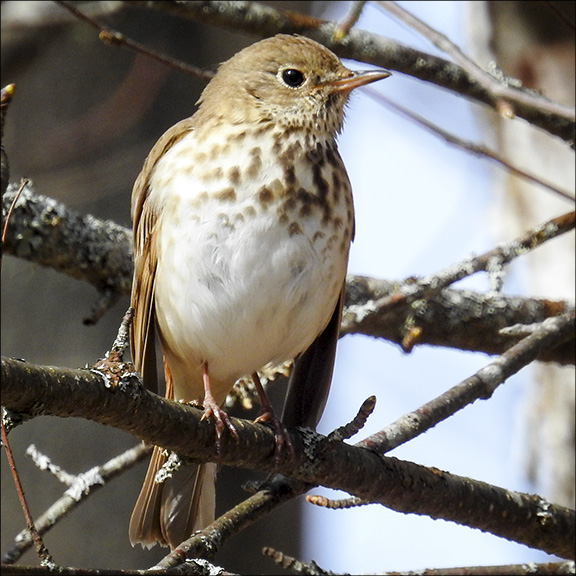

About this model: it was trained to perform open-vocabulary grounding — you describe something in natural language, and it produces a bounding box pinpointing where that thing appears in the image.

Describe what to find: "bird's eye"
[281,68,305,88]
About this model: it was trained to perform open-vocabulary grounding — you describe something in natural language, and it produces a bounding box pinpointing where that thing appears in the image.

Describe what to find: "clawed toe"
[202,398,238,457]
[255,406,295,466]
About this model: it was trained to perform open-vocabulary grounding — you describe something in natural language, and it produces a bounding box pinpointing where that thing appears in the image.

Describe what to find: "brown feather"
[130,118,196,391]
[128,445,167,548]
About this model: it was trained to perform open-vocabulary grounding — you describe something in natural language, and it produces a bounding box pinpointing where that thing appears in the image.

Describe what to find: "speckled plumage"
[129,34,389,550]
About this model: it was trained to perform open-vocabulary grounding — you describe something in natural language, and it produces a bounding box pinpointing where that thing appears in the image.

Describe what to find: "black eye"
[281,68,305,88]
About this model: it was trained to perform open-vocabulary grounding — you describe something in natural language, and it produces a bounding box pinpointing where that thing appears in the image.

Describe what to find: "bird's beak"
[325,69,391,92]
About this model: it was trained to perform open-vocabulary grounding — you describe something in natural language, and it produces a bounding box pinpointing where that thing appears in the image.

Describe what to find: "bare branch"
[2,444,151,565]
[0,416,53,566]
[262,547,332,575]
[1,356,575,559]
[366,88,575,202]
[327,395,376,442]
[344,275,575,365]
[2,185,133,296]
[357,311,575,454]
[0,562,228,575]
[264,553,574,576]
[306,494,368,510]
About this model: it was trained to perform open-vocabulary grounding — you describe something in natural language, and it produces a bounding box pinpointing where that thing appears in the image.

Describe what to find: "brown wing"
[281,282,345,429]
[130,118,196,392]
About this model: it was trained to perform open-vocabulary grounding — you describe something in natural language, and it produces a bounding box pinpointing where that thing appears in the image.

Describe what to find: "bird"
[128,33,390,550]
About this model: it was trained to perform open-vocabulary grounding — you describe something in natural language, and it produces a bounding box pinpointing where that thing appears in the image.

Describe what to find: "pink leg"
[201,361,238,453]
[252,372,294,463]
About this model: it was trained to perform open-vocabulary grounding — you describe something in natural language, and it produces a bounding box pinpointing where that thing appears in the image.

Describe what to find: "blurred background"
[2,1,574,573]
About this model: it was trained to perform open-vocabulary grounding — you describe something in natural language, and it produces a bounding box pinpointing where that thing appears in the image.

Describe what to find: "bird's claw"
[255,407,295,467]
[202,397,238,458]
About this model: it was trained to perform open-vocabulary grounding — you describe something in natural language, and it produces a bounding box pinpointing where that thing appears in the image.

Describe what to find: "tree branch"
[344,275,575,365]
[356,311,575,454]
[1,356,575,559]
[263,548,574,576]
[152,397,375,570]
[2,184,132,295]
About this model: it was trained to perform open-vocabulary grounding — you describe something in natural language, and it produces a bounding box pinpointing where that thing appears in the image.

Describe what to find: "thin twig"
[376,0,575,121]
[332,1,368,41]
[1,179,29,247]
[327,395,376,441]
[366,87,575,202]
[26,444,78,485]
[54,0,215,81]
[306,494,368,509]
[0,419,54,566]
[2,443,151,565]
[357,311,575,454]
[262,547,334,575]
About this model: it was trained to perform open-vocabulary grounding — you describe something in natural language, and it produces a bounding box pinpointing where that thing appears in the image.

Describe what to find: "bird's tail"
[129,445,216,550]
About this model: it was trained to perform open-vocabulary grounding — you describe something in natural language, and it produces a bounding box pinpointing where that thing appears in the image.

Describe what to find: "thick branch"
[129,0,575,144]
[1,356,574,559]
[2,184,132,296]
[344,275,575,365]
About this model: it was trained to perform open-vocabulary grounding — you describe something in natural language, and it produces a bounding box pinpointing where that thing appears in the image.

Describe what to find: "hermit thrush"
[129,34,389,549]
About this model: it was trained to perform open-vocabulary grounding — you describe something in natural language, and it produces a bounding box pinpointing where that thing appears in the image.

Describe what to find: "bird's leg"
[201,360,238,455]
[252,372,294,463]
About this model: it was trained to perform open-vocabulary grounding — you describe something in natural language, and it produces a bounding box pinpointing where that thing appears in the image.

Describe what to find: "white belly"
[150,127,352,393]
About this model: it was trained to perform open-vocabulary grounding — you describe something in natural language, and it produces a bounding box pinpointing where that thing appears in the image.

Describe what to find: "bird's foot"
[252,372,294,467]
[202,392,238,457]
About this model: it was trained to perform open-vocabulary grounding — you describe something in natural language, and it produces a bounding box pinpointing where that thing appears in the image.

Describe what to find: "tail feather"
[129,445,167,548]
[129,445,217,549]
[160,460,216,549]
